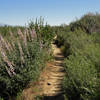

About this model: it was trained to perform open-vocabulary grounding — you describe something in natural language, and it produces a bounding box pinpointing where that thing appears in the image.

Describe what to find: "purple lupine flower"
[10,42,15,50]
[25,28,31,41]
[31,29,37,39]
[38,26,40,30]
[23,29,30,56]
[0,49,6,57]
[0,49,16,76]
[17,29,24,40]
[5,66,12,77]
[6,41,13,51]
[17,40,25,63]
[0,35,5,48]
[0,49,13,69]
[0,34,4,42]
[4,41,10,52]
[23,29,27,47]
[40,41,43,50]
[9,31,14,39]
[0,34,12,52]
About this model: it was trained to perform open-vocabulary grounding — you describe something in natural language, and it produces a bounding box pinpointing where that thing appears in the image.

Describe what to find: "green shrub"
[55,13,100,100]
[63,54,98,100]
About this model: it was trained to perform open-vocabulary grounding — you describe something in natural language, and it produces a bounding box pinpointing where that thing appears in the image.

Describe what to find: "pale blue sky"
[0,0,100,26]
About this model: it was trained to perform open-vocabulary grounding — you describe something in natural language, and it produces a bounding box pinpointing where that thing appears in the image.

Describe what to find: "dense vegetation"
[0,19,55,100]
[56,13,100,100]
[0,13,100,100]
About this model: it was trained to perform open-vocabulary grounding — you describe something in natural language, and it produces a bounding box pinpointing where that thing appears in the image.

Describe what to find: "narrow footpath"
[39,43,65,96]
[21,43,65,100]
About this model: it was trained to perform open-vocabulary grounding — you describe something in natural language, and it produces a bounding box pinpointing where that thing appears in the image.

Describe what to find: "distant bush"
[70,13,100,34]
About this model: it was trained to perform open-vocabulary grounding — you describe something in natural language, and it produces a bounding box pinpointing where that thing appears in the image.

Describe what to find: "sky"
[0,0,100,26]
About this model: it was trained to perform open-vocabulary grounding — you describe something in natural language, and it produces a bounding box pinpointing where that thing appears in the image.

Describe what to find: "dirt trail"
[39,43,65,96]
[21,43,65,100]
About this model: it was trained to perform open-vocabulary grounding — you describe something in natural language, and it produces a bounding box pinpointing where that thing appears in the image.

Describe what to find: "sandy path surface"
[39,43,65,96]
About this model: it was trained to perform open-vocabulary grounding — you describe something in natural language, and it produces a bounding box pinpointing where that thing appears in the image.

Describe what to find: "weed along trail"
[22,42,65,100]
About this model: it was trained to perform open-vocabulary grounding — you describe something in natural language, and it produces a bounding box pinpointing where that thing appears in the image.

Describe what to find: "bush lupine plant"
[0,27,49,100]
[0,28,37,77]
